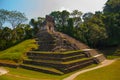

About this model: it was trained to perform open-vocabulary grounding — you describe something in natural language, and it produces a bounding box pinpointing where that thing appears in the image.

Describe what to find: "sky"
[0,0,107,19]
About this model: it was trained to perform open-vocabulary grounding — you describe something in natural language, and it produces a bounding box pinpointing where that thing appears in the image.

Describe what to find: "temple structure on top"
[40,15,55,33]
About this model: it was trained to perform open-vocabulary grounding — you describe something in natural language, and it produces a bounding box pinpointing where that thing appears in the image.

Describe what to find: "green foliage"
[83,12,94,21]
[0,24,34,50]
[0,9,9,29]
[7,11,28,28]
[48,0,120,48]
[104,0,120,13]
[50,10,70,32]
[0,27,12,50]
[50,11,62,29]
[0,9,27,29]
[0,39,38,62]
[50,10,108,48]
[103,0,120,46]
[71,10,82,18]
[81,12,107,47]
[29,17,44,35]
[0,9,32,50]
[65,18,74,35]
[71,10,83,28]
[100,46,120,59]
[65,11,107,48]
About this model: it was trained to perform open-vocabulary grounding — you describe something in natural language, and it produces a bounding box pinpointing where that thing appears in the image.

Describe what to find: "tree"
[0,9,27,29]
[29,17,43,35]
[50,11,62,26]
[79,12,107,47]
[66,18,74,35]
[7,11,28,29]
[50,10,70,31]
[103,0,120,45]
[7,11,28,41]
[71,10,82,18]
[0,9,31,50]
[15,25,25,40]
[24,24,33,39]
[0,9,8,29]
[61,10,70,26]
[82,12,94,22]
[1,27,12,41]
[0,27,12,50]
[103,0,120,13]
[71,10,83,28]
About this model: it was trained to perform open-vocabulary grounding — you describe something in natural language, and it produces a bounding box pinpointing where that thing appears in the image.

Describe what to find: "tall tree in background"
[103,0,120,45]
[8,11,28,41]
[29,18,38,35]
[0,27,12,49]
[24,24,33,39]
[0,9,29,50]
[66,18,74,36]
[83,12,94,22]
[61,10,70,26]
[29,17,44,35]
[0,9,8,29]
[71,10,82,28]
[104,0,120,13]
[50,11,62,28]
[50,10,70,32]
[7,11,28,29]
[78,12,107,47]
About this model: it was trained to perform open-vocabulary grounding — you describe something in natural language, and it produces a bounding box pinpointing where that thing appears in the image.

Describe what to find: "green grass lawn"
[0,67,73,80]
[74,59,120,80]
[0,39,38,62]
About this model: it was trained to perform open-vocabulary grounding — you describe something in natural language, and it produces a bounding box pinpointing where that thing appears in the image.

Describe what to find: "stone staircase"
[21,31,106,75]
[35,31,89,52]
[21,50,105,75]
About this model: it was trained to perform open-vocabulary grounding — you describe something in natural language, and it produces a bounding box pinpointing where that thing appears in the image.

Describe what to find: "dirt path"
[0,67,8,76]
[63,59,116,80]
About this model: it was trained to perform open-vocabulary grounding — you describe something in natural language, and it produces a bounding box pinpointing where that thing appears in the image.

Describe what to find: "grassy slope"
[74,59,120,80]
[0,39,38,62]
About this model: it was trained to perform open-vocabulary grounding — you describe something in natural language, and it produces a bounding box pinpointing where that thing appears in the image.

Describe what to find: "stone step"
[23,58,91,65]
[63,59,94,73]
[93,54,106,63]
[37,41,56,44]
[27,53,86,62]
[23,57,94,69]
[20,64,64,75]
[27,50,85,58]
[82,49,99,57]
[23,57,95,73]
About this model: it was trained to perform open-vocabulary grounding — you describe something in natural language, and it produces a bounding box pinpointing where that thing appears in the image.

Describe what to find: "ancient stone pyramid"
[21,15,106,75]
